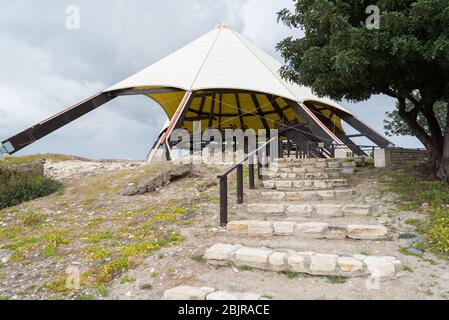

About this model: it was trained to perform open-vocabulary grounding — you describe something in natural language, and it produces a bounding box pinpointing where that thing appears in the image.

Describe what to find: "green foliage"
[325,275,348,284]
[0,169,62,209]
[22,210,45,227]
[139,283,153,290]
[385,100,447,137]
[423,207,449,255]
[277,1,449,170]
[278,270,300,279]
[277,0,449,103]
[119,275,136,284]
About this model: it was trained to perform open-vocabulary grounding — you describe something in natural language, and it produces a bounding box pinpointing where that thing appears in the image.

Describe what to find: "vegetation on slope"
[382,166,449,257]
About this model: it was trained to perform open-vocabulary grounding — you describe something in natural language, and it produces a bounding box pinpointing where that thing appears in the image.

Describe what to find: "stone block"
[295,222,329,237]
[268,252,287,271]
[275,181,293,189]
[272,221,296,235]
[262,181,275,189]
[227,221,248,234]
[315,204,343,217]
[363,257,397,280]
[247,221,273,236]
[204,244,239,263]
[235,247,273,267]
[286,204,313,215]
[287,254,309,273]
[347,225,388,240]
[341,204,372,216]
[316,190,335,199]
[334,190,354,199]
[261,192,286,201]
[247,203,284,214]
[338,257,365,274]
[309,254,338,275]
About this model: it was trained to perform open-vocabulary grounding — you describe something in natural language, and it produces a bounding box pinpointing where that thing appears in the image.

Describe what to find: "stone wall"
[374,148,428,168]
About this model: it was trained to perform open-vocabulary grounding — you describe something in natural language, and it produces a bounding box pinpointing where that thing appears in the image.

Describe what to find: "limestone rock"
[235,247,273,267]
[247,221,273,236]
[309,254,338,275]
[347,225,388,240]
[247,203,284,214]
[338,257,364,273]
[227,221,248,234]
[204,244,239,263]
[272,221,295,236]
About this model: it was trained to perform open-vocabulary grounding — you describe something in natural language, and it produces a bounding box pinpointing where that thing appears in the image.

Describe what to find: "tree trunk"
[437,105,449,182]
[397,97,442,171]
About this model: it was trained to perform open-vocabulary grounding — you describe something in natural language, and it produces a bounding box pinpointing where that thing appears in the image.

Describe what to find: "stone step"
[245,203,371,216]
[273,166,356,175]
[227,220,388,240]
[262,171,341,180]
[274,161,356,169]
[204,244,403,280]
[162,285,263,300]
[260,189,355,201]
[262,179,349,190]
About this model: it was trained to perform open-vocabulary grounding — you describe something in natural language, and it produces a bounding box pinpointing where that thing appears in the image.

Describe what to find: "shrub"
[0,168,62,209]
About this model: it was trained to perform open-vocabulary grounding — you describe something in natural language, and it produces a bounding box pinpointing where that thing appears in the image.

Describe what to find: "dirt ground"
[0,158,448,300]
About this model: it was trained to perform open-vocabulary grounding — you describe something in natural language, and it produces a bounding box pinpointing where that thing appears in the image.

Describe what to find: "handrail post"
[249,155,255,190]
[257,158,262,180]
[219,176,228,227]
[237,164,244,204]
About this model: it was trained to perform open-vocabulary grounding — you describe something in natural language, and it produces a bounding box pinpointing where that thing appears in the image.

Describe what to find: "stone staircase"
[162,157,404,300]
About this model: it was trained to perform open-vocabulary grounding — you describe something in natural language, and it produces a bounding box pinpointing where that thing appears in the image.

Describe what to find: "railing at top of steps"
[217,137,280,227]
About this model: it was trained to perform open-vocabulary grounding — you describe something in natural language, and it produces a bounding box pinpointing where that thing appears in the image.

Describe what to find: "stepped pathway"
[108,157,448,300]
[156,158,407,300]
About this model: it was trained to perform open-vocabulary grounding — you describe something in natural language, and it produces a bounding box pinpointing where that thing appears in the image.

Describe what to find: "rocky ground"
[0,157,448,300]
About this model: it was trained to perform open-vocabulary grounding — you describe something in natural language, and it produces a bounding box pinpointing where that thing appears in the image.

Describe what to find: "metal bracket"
[0,141,14,155]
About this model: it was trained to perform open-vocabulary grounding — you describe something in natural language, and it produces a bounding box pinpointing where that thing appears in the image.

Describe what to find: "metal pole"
[219,176,228,227]
[237,164,244,204]
[257,159,262,180]
[249,156,255,190]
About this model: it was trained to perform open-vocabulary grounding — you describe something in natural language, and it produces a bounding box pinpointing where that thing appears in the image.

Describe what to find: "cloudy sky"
[0,0,421,160]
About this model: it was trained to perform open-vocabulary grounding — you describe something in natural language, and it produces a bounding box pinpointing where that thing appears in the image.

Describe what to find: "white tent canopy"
[1,23,393,158]
[105,23,348,114]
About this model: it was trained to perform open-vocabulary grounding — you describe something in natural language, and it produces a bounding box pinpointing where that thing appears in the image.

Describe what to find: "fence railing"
[217,137,279,227]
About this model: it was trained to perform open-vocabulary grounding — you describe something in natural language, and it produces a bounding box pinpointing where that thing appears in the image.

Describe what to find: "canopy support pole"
[287,100,344,155]
[147,91,194,163]
[1,92,116,155]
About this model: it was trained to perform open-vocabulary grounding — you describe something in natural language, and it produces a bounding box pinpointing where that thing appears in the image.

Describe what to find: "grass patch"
[399,233,417,239]
[120,275,136,284]
[236,265,253,272]
[278,270,300,279]
[402,264,414,273]
[405,219,423,226]
[325,275,348,284]
[139,283,153,290]
[0,169,62,210]
[22,210,45,227]
[191,253,206,263]
[382,167,449,258]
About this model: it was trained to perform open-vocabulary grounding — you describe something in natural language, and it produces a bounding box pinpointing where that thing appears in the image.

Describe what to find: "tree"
[384,100,447,137]
[277,0,449,181]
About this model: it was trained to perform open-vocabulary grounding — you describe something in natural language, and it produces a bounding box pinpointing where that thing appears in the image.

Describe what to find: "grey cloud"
[0,0,422,160]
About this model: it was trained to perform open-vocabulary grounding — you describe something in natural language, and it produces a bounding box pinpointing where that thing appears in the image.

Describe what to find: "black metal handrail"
[217,137,279,227]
